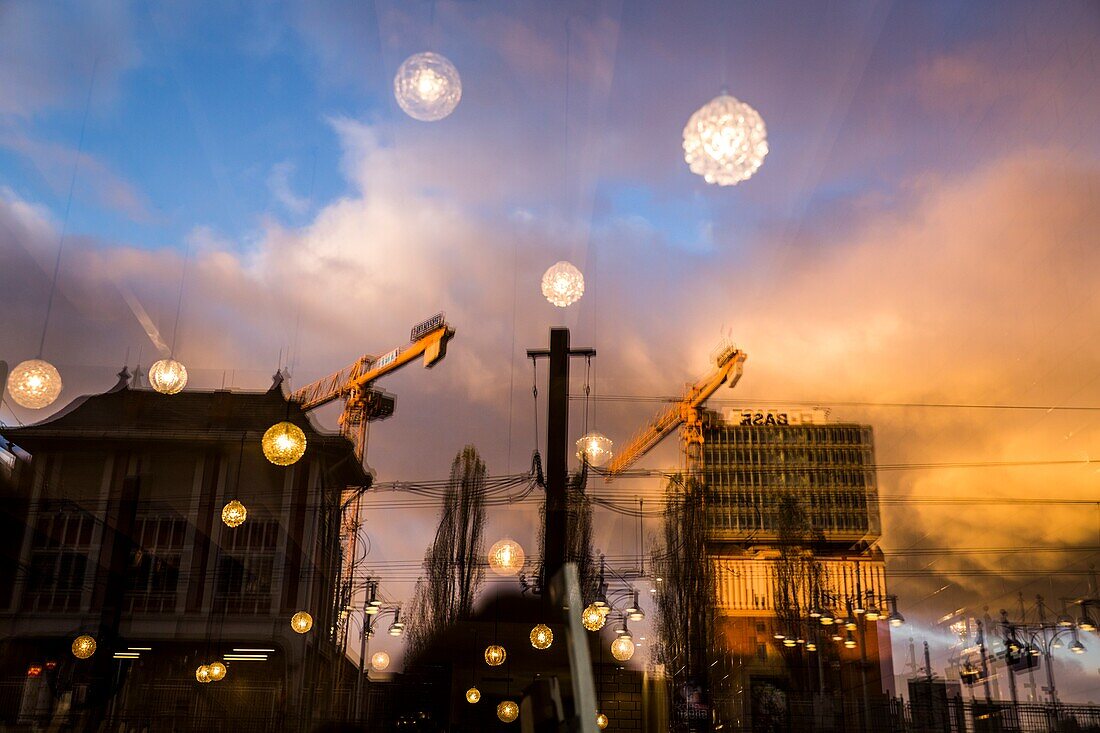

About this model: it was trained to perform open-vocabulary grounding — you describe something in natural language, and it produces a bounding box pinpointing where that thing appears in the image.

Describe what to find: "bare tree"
[772,489,824,644]
[653,476,714,708]
[405,446,487,658]
[566,468,598,602]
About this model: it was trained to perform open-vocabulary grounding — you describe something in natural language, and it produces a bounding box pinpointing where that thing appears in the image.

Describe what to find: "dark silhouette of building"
[0,368,369,730]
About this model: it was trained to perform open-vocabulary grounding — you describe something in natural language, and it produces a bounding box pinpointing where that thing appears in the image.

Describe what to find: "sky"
[2,0,1100,700]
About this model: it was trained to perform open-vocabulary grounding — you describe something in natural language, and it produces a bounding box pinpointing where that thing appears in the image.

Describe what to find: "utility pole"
[528,328,595,584]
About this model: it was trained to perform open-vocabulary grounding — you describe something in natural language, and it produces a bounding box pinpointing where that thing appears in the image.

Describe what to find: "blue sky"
[3,0,1100,695]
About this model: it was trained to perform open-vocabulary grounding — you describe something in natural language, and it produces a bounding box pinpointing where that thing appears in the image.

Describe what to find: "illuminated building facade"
[700,408,896,731]
[0,369,367,729]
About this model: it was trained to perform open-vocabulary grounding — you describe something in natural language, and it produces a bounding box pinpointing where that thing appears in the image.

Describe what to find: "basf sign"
[730,408,829,426]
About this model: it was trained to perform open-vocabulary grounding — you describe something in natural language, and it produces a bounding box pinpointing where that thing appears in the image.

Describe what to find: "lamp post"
[999,598,1092,711]
[352,590,402,723]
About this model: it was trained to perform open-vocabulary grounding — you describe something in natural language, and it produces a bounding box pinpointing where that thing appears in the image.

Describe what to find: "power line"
[570,394,1100,412]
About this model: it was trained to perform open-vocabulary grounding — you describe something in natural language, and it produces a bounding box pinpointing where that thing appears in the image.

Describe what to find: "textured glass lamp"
[582,604,606,632]
[221,500,247,528]
[291,611,314,634]
[262,422,307,466]
[148,358,188,395]
[488,539,525,576]
[611,635,635,661]
[541,261,584,307]
[195,664,211,683]
[484,644,506,666]
[497,700,519,723]
[371,651,390,671]
[596,712,609,729]
[465,687,481,704]
[7,359,62,409]
[576,433,613,467]
[208,661,227,681]
[71,635,96,660]
[683,93,768,186]
[394,52,462,121]
[530,624,553,650]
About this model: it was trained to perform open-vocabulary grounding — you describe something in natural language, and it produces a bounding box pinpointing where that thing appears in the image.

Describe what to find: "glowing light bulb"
[683,93,768,186]
[208,661,227,681]
[7,359,62,409]
[71,635,96,659]
[394,52,462,121]
[611,635,634,662]
[541,261,584,307]
[149,358,188,394]
[497,700,519,723]
[484,644,506,666]
[195,664,211,683]
[291,611,313,634]
[262,422,306,466]
[488,539,524,576]
[530,624,553,650]
[576,432,613,467]
[596,713,609,729]
[371,651,390,671]
[221,500,247,528]
[466,687,481,704]
[582,604,606,632]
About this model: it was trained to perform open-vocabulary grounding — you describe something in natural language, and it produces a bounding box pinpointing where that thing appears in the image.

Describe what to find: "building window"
[126,516,186,613]
[214,519,278,614]
[23,503,96,612]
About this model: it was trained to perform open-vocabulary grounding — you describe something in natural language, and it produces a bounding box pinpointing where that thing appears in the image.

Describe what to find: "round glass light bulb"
[208,661,227,681]
[148,358,188,395]
[291,610,314,634]
[371,651,390,671]
[394,52,462,122]
[611,635,635,662]
[221,499,247,528]
[195,664,211,683]
[71,635,96,659]
[465,687,481,704]
[488,539,525,576]
[497,700,519,723]
[541,261,584,307]
[7,359,62,409]
[683,93,768,186]
[262,421,307,466]
[582,604,606,632]
[484,644,506,666]
[596,712,609,729]
[530,624,553,650]
[576,432,613,467]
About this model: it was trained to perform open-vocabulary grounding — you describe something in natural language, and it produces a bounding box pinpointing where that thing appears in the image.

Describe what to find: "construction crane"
[290,312,455,463]
[603,342,746,478]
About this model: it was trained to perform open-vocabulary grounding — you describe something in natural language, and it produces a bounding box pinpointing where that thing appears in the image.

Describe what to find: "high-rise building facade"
[699,408,897,732]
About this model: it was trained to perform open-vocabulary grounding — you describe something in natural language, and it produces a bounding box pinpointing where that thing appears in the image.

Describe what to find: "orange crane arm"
[290,318,454,411]
[604,345,746,477]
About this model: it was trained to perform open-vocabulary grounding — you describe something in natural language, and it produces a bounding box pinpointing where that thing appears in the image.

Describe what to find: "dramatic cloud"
[3,0,1100,692]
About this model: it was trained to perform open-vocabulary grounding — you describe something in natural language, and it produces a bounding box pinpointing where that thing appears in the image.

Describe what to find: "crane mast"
[604,343,746,478]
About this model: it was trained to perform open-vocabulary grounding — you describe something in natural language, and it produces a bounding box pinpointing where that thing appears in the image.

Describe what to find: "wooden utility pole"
[528,328,594,584]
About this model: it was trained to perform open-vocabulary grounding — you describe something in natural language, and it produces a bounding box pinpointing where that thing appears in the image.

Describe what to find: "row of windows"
[705,425,872,446]
[23,511,280,615]
[704,468,874,489]
[704,446,874,467]
[705,506,871,534]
